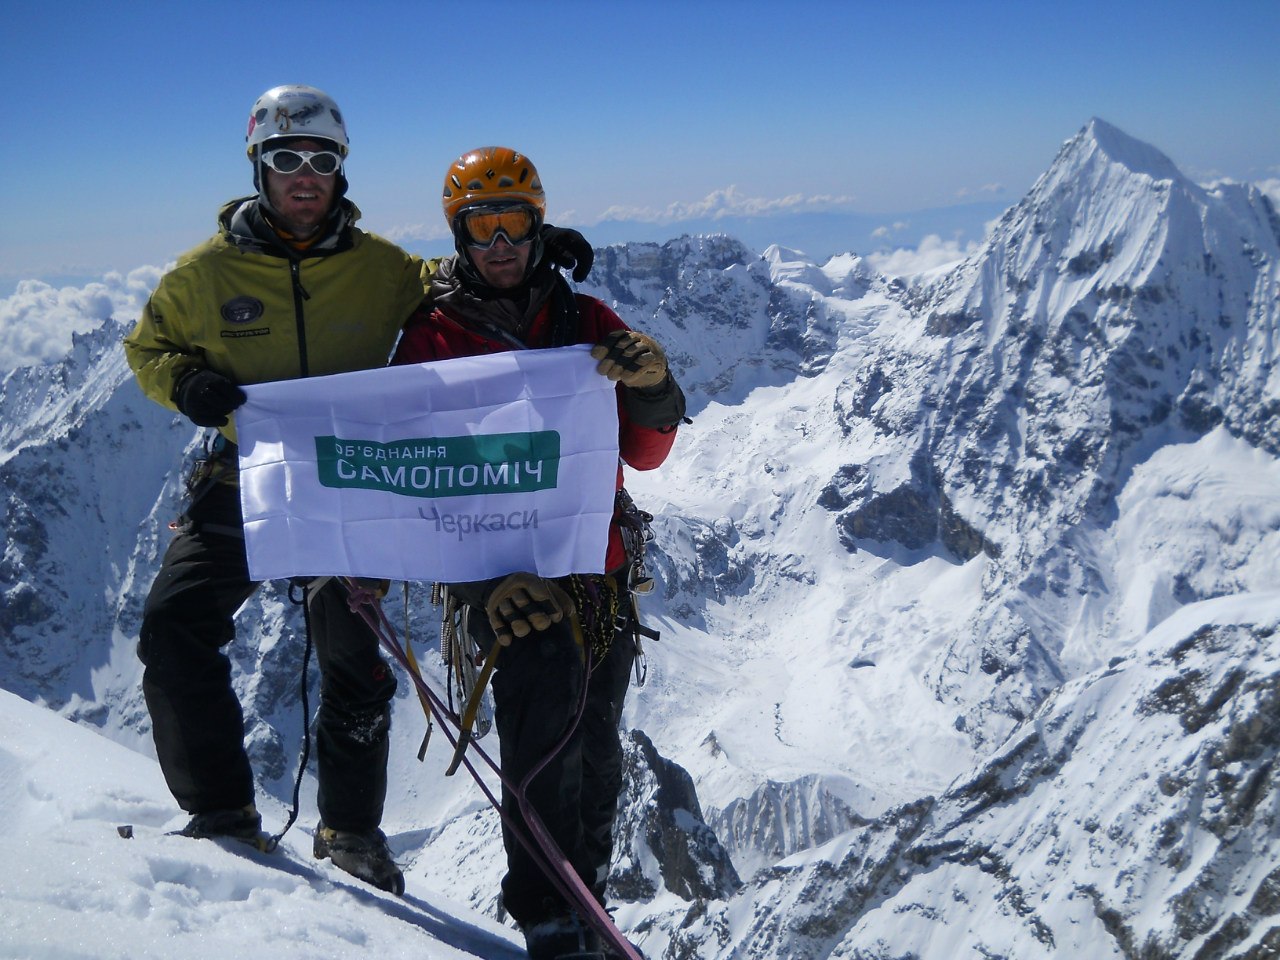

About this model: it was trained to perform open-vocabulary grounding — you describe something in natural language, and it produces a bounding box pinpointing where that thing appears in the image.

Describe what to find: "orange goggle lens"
[458,205,540,248]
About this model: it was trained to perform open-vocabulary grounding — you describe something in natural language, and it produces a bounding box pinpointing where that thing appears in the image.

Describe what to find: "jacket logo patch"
[221,296,265,325]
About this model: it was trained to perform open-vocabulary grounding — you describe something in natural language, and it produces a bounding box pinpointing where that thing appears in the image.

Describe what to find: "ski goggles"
[455,203,541,249]
[260,148,343,176]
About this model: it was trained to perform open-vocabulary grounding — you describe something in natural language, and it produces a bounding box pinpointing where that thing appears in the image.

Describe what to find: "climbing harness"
[170,432,243,538]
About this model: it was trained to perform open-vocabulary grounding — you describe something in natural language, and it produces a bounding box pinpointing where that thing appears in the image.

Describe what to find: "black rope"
[264,579,315,852]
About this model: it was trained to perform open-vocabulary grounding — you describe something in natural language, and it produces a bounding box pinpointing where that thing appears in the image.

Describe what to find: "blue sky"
[2,0,1277,289]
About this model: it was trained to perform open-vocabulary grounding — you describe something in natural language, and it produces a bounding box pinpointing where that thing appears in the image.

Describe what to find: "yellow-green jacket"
[124,196,433,443]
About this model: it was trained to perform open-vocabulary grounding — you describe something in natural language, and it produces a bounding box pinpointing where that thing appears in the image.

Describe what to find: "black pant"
[136,482,396,831]
[484,583,636,926]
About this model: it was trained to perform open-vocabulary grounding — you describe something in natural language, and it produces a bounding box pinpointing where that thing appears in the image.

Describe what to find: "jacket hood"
[217,196,360,257]
[429,255,566,341]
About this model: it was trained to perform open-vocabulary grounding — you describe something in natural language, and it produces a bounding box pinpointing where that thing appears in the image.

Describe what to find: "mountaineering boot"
[520,911,605,960]
[313,822,405,895]
[178,803,264,846]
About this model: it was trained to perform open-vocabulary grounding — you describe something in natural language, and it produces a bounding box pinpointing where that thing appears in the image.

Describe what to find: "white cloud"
[596,185,857,224]
[0,266,162,370]
[383,187,860,235]
[871,221,911,239]
[955,183,1005,199]
[380,223,453,244]
[865,234,981,280]
[383,209,584,241]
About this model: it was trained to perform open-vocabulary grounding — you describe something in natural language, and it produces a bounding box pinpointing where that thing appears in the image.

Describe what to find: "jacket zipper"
[290,259,311,377]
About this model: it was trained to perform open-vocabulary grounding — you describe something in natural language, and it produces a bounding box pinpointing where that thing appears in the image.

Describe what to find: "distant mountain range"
[386,198,1010,278]
[583,199,1010,264]
[2,118,1277,958]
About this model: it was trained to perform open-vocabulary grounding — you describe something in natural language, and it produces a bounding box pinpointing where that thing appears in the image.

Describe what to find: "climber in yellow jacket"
[122,84,594,895]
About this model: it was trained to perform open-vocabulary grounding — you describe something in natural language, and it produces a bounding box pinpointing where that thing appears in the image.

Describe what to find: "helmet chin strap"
[252,154,280,218]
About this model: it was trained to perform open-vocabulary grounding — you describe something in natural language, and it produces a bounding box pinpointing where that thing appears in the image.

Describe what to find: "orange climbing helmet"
[442,147,546,226]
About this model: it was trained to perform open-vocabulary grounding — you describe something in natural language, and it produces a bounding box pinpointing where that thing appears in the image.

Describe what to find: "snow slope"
[0,685,524,960]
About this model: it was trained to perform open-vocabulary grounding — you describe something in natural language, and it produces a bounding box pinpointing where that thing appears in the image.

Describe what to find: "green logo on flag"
[316,432,561,498]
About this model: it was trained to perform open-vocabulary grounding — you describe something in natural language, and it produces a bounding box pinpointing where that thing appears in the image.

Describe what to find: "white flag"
[235,345,619,582]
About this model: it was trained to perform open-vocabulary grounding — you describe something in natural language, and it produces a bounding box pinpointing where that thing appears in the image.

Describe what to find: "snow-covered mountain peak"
[809,119,1279,764]
[927,118,1223,332]
[1077,115,1186,184]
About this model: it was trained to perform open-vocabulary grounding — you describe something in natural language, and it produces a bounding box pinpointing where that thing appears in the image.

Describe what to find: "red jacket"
[393,286,679,574]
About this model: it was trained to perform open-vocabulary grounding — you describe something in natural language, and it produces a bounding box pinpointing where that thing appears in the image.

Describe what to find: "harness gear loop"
[615,486,655,594]
[434,584,494,743]
[614,487,660,684]
[444,640,501,776]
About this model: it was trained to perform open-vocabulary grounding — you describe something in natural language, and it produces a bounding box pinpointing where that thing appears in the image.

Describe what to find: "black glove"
[541,224,594,282]
[174,369,247,427]
[484,572,575,646]
[622,375,687,429]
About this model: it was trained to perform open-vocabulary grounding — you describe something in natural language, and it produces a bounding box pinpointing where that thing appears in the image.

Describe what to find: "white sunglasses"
[261,148,342,176]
